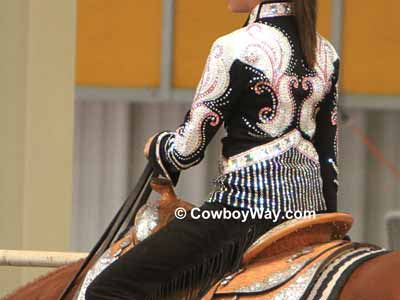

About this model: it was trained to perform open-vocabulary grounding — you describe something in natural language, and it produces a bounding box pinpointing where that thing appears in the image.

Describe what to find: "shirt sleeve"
[313,58,340,212]
[147,38,244,186]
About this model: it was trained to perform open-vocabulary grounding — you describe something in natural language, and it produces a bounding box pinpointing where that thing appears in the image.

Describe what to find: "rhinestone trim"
[75,249,117,300]
[268,262,321,300]
[234,259,311,293]
[134,201,160,242]
[220,129,319,175]
[249,2,295,24]
[155,132,174,182]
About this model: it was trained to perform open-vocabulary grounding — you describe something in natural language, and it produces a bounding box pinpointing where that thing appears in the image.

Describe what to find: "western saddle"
[110,178,354,300]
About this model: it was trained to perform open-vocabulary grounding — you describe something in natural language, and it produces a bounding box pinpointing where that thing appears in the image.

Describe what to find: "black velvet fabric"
[147,3,340,213]
[85,202,287,300]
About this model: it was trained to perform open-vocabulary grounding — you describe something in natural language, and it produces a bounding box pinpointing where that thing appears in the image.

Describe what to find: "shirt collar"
[248,1,295,24]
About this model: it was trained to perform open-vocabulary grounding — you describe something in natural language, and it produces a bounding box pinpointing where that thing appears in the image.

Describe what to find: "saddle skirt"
[203,240,348,300]
[202,241,388,300]
[201,212,389,300]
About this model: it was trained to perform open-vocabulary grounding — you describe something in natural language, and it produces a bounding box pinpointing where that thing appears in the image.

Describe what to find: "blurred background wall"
[0,0,76,295]
[1,0,400,296]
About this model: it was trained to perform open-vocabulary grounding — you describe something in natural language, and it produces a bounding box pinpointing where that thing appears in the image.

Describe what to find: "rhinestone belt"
[220,129,319,174]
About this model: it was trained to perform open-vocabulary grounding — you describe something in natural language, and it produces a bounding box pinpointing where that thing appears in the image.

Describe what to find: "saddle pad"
[304,243,390,300]
[211,240,348,297]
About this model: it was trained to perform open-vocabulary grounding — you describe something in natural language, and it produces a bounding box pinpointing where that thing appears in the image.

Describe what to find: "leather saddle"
[110,178,354,300]
[202,215,353,300]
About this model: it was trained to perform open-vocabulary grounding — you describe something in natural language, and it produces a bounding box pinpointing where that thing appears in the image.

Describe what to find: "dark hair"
[294,0,318,68]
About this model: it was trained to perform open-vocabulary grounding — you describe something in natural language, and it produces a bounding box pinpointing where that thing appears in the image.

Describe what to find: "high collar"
[248,1,295,24]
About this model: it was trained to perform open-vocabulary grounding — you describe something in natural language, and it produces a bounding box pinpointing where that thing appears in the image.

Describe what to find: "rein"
[59,162,156,300]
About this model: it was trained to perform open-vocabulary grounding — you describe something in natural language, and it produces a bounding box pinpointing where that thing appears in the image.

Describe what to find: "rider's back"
[149,1,340,214]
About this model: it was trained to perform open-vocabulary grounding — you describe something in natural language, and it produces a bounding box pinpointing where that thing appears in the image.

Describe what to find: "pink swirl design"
[331,106,338,126]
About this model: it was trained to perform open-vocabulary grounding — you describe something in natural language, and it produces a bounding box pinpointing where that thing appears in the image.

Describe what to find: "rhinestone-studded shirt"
[149,1,340,213]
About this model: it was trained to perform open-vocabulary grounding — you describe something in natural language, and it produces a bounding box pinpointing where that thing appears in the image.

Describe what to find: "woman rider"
[86,0,340,299]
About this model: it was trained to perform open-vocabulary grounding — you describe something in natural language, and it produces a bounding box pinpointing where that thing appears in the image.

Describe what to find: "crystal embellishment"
[268,262,321,300]
[234,259,311,293]
[134,201,160,242]
[248,2,295,24]
[75,249,118,300]
[221,129,319,174]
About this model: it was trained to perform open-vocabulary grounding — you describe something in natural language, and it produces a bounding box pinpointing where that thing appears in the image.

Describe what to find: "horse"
[4,177,400,300]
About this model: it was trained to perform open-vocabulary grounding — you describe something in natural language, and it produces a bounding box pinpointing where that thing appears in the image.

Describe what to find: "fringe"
[145,225,258,300]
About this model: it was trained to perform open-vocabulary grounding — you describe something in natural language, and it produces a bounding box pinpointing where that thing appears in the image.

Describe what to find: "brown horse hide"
[340,250,400,300]
[4,261,83,300]
[4,251,400,300]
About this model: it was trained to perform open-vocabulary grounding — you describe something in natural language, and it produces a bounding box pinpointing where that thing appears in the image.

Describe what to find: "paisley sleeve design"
[148,38,245,184]
[240,23,296,138]
[299,36,338,138]
[313,58,340,212]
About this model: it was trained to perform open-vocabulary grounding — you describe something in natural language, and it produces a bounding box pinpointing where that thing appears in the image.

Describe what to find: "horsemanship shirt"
[149,1,340,213]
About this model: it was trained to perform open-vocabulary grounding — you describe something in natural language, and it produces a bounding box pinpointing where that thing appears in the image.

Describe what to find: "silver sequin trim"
[234,259,311,293]
[221,129,318,175]
[155,132,174,182]
[134,201,160,242]
[74,203,162,300]
[208,140,327,212]
[248,2,295,24]
[75,249,118,300]
[267,262,321,300]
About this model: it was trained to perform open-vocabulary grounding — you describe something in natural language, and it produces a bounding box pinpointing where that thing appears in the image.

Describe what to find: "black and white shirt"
[149,1,340,213]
